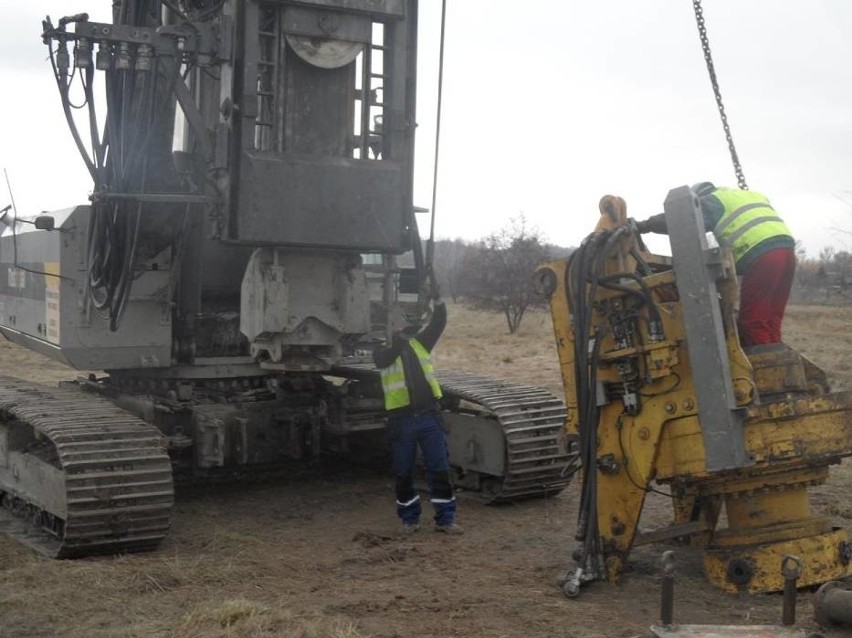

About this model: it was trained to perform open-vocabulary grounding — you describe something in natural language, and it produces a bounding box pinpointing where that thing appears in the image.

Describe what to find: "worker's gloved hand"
[635,213,668,235]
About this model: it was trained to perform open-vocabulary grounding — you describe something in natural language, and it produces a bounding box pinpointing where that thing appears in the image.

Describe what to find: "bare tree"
[458,216,551,334]
[430,238,471,303]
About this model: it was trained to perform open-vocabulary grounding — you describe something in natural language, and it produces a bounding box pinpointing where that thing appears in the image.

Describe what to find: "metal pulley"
[286,34,363,69]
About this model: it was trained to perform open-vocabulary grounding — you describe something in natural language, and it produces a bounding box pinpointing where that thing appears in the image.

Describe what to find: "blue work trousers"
[389,410,456,526]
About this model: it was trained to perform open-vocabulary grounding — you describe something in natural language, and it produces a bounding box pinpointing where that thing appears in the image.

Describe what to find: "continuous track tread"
[437,370,578,502]
[0,377,174,558]
[335,365,578,502]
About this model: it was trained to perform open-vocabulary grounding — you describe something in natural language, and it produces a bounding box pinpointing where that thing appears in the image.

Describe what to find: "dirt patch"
[0,304,850,637]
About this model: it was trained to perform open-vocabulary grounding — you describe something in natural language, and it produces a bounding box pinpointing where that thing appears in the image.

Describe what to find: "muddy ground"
[0,304,850,638]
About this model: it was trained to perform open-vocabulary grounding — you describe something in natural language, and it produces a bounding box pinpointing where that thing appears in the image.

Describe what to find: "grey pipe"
[814,581,852,628]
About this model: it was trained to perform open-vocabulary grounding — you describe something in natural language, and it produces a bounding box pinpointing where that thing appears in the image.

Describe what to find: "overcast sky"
[1,1,851,257]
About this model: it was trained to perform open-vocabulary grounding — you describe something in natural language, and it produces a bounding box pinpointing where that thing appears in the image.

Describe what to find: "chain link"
[692,0,748,190]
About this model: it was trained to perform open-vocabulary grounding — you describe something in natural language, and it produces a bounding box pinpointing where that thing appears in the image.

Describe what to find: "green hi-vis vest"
[380,338,443,411]
[711,188,793,266]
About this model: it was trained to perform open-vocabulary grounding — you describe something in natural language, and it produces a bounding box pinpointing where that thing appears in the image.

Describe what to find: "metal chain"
[692,0,748,190]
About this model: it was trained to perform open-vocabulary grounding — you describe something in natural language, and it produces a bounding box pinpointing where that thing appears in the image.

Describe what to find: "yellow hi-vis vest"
[380,338,443,411]
[711,188,793,266]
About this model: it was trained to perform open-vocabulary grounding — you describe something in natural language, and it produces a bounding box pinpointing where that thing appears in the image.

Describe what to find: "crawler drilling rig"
[0,0,575,557]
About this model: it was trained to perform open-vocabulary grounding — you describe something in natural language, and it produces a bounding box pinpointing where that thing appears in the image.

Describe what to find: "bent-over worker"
[637,182,796,347]
[372,293,462,535]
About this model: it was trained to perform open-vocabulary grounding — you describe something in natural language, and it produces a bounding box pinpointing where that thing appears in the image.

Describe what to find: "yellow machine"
[535,186,852,596]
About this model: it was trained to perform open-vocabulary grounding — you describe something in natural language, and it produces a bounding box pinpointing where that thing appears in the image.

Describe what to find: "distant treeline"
[791,245,852,305]
[426,226,852,335]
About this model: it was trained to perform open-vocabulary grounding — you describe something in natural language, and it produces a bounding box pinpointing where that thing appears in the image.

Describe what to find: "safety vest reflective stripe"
[380,337,442,410]
[714,202,774,235]
[381,359,409,410]
[725,215,788,245]
[710,188,792,265]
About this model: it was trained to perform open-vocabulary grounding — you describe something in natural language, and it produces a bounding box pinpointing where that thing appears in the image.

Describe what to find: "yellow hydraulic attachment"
[535,186,852,596]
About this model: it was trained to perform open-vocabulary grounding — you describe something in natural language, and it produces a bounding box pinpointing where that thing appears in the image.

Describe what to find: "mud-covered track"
[0,377,174,558]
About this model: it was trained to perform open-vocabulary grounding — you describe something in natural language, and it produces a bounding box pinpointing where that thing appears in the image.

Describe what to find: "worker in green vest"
[637,182,796,347]
[372,291,461,535]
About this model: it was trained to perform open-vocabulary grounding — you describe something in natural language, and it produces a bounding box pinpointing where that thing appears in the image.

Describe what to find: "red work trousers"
[737,247,796,347]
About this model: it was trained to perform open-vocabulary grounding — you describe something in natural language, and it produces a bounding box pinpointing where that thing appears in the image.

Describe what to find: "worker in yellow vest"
[637,183,796,347]
[373,292,461,535]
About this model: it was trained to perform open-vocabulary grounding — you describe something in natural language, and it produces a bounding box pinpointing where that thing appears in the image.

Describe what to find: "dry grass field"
[0,303,850,638]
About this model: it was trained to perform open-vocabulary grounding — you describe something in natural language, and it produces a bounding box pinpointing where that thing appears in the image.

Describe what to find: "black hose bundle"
[46,1,185,330]
[566,230,612,579]
[565,225,665,580]
[87,43,156,331]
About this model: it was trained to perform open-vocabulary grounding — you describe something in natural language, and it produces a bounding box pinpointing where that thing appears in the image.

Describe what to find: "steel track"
[0,377,174,558]
[437,370,577,502]
[0,366,575,558]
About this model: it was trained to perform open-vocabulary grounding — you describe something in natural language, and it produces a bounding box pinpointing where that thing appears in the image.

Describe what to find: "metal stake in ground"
[660,551,676,628]
[781,555,802,626]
